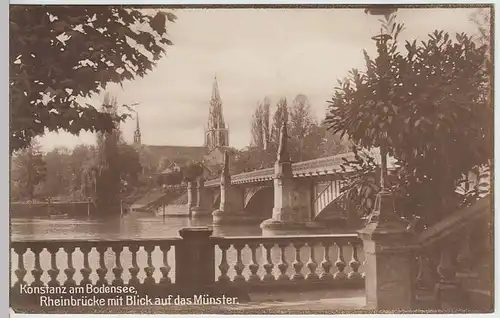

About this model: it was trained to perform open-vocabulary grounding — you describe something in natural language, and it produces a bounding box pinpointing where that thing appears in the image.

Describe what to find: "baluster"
[334,242,347,280]
[291,242,304,281]
[320,241,333,280]
[233,244,246,284]
[159,243,172,285]
[47,246,60,287]
[30,246,44,287]
[63,246,76,287]
[348,242,362,280]
[277,243,289,281]
[416,253,438,290]
[437,247,457,283]
[262,243,275,282]
[306,242,319,280]
[436,244,460,309]
[13,245,27,289]
[456,227,473,273]
[128,244,140,287]
[111,245,124,286]
[96,245,108,286]
[247,243,260,283]
[79,245,92,286]
[217,244,230,283]
[143,245,156,286]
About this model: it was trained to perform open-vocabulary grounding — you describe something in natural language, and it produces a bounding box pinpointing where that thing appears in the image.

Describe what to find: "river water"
[11,212,364,287]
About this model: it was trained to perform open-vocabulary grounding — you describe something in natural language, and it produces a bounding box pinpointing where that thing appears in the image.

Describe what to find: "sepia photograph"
[9,4,493,314]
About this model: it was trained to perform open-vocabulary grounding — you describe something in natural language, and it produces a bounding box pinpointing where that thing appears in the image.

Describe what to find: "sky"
[37,7,482,152]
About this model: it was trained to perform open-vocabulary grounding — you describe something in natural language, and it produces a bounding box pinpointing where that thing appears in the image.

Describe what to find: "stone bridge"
[186,120,396,234]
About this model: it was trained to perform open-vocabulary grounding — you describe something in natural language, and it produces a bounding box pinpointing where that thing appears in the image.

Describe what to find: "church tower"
[134,113,141,145]
[205,76,229,150]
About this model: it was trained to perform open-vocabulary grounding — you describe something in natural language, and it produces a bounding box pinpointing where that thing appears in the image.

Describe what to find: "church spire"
[134,112,141,145]
[205,76,229,150]
[211,76,221,102]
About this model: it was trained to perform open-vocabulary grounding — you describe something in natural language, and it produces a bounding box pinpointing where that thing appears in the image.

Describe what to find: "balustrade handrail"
[211,233,360,243]
[415,195,491,249]
[11,237,182,245]
[11,233,361,245]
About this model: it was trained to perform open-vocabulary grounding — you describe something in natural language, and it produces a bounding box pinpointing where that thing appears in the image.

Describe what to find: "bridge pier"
[187,181,197,215]
[212,152,261,224]
[260,120,324,235]
[191,177,211,216]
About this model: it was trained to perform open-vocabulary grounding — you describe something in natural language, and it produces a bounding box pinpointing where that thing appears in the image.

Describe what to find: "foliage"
[230,94,351,175]
[325,14,492,224]
[36,147,72,198]
[270,98,289,147]
[469,8,491,48]
[181,161,204,182]
[250,97,271,149]
[288,95,319,161]
[117,143,142,186]
[91,95,122,211]
[10,6,176,153]
[157,171,183,186]
[336,146,381,217]
[70,144,97,197]
[10,141,47,200]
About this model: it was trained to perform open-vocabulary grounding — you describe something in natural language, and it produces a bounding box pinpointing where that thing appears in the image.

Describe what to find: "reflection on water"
[11,212,363,287]
[11,212,264,241]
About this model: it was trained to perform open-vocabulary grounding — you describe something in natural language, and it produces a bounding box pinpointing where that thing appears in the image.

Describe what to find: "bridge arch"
[244,186,274,217]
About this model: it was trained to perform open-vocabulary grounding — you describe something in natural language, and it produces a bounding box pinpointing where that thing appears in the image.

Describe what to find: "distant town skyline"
[36,7,481,152]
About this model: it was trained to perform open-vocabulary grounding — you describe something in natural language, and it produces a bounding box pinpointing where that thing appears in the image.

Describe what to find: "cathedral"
[132,77,231,176]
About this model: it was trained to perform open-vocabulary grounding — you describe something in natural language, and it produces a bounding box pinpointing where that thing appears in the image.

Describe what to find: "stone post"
[212,151,247,224]
[357,186,415,310]
[435,238,464,309]
[175,227,215,295]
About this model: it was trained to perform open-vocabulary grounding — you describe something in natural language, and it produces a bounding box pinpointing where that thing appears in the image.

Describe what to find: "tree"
[320,124,351,156]
[325,13,492,225]
[251,103,265,149]
[270,98,288,149]
[469,8,491,48]
[288,94,316,161]
[182,161,204,182]
[10,6,176,153]
[250,97,271,149]
[70,144,97,198]
[10,141,47,201]
[37,147,72,198]
[117,143,142,187]
[261,97,271,149]
[92,94,123,213]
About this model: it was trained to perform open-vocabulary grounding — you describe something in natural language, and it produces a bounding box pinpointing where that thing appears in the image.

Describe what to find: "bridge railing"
[10,229,365,306]
[204,149,398,187]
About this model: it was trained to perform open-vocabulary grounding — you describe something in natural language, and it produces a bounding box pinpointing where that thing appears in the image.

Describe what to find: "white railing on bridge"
[205,148,396,187]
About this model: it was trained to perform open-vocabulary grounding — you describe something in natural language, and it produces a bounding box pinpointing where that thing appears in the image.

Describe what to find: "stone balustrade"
[11,238,180,302]
[10,229,365,305]
[211,234,364,290]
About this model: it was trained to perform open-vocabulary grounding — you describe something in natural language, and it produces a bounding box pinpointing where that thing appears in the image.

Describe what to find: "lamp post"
[356,9,414,310]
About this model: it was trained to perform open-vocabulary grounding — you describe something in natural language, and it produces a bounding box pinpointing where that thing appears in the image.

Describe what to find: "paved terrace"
[205,149,397,187]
